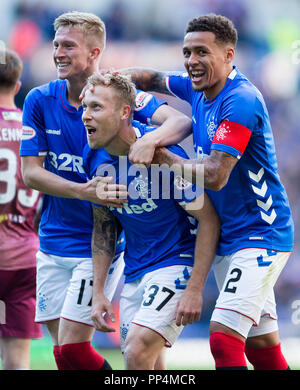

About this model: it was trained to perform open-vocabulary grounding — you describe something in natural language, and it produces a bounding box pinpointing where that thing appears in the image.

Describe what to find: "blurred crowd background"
[1,0,299,346]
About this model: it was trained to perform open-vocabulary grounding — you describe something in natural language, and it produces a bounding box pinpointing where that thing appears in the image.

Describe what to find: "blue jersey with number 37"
[83,121,202,282]
[20,79,166,258]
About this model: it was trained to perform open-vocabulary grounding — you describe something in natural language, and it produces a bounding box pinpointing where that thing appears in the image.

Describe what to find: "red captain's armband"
[212,120,252,156]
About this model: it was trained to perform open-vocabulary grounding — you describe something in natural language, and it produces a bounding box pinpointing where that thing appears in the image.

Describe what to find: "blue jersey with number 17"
[166,66,294,256]
[20,79,166,258]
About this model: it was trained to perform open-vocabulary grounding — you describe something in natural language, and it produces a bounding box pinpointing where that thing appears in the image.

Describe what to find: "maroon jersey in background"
[0,107,40,270]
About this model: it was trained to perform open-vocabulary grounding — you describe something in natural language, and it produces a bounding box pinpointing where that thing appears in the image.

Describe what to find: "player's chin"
[87,138,97,149]
[56,70,68,80]
[87,137,102,150]
[191,81,206,92]
[56,67,73,80]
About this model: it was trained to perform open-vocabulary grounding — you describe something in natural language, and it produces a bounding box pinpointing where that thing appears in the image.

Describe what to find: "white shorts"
[35,250,124,326]
[119,265,192,351]
[211,248,290,338]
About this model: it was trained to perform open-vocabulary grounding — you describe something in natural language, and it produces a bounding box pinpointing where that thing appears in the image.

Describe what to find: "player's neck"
[66,65,100,109]
[0,93,17,109]
[65,79,86,109]
[106,124,136,156]
[204,65,234,100]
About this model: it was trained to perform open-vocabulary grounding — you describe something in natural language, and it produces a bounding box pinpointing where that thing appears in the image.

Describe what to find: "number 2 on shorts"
[224,268,242,293]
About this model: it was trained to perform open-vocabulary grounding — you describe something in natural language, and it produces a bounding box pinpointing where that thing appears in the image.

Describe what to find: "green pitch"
[1,337,299,370]
[29,339,125,370]
[27,338,211,370]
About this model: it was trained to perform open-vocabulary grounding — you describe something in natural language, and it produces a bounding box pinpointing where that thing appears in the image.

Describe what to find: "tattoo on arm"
[202,150,237,189]
[92,206,117,258]
[126,68,171,95]
[153,148,237,190]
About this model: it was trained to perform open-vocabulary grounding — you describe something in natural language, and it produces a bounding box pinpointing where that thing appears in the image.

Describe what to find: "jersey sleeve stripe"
[211,143,242,159]
[165,76,178,97]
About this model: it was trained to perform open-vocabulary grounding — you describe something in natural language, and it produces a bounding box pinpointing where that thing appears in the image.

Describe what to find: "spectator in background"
[104,0,128,40]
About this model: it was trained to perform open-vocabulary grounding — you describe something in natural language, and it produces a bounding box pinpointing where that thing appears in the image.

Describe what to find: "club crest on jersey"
[131,174,150,198]
[206,117,218,140]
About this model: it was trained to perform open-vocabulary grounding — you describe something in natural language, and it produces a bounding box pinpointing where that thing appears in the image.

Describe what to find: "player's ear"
[89,47,101,61]
[120,105,131,121]
[14,81,21,96]
[225,46,235,64]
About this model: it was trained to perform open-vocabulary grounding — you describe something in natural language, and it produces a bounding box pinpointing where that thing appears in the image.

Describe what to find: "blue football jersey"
[166,67,294,255]
[20,79,166,257]
[83,121,201,283]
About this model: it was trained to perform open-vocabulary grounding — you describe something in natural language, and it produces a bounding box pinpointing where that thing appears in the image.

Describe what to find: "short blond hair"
[88,72,136,121]
[54,11,106,51]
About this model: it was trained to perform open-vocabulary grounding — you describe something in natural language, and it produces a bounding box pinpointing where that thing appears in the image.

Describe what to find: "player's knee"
[209,331,247,369]
[59,341,109,370]
[124,337,150,368]
[1,353,30,370]
[209,331,227,360]
[246,330,280,349]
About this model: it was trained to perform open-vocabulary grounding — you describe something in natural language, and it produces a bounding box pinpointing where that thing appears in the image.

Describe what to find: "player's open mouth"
[86,126,97,135]
[190,70,205,82]
[56,62,71,69]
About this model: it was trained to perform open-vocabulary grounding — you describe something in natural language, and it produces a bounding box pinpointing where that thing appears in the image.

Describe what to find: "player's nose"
[188,51,199,67]
[82,108,92,122]
[53,45,66,59]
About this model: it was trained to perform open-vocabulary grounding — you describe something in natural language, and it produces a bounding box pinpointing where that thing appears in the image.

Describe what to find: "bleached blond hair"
[54,11,106,51]
[88,72,137,122]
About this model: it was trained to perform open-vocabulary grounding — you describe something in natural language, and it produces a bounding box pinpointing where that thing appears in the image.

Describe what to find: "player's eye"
[183,50,190,58]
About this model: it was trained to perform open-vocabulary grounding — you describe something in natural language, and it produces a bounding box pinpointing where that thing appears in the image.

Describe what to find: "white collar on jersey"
[228,67,237,80]
[133,126,142,138]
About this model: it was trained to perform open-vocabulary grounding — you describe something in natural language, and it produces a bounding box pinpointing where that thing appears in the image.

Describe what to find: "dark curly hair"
[186,14,238,47]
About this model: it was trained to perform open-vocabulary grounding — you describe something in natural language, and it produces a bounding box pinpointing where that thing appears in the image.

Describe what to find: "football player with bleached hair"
[82,71,220,370]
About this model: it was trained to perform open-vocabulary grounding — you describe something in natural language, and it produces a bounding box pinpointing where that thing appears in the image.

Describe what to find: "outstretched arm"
[152,147,238,191]
[121,67,238,189]
[121,67,171,95]
[122,68,193,166]
[21,155,128,207]
[129,103,192,166]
